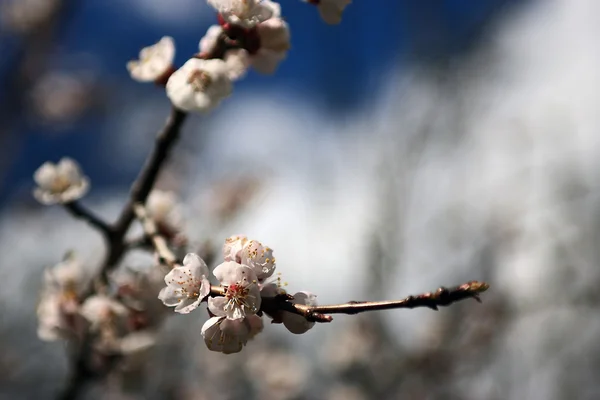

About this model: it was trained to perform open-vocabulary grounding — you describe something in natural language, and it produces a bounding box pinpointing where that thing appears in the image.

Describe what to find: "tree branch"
[133,203,178,269]
[64,202,112,238]
[211,281,490,323]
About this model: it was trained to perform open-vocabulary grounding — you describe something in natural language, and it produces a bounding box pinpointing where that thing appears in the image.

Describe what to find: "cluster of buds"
[126,0,352,113]
[159,235,317,354]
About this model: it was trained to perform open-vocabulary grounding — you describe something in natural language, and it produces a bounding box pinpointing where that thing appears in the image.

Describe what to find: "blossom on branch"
[199,8,290,75]
[146,190,183,234]
[127,36,175,83]
[80,295,129,330]
[306,0,351,25]
[201,314,263,354]
[252,16,290,74]
[158,253,211,314]
[208,261,261,320]
[222,236,276,281]
[240,239,276,281]
[33,158,89,205]
[37,253,85,341]
[223,234,248,263]
[208,0,279,28]
[281,291,317,334]
[166,58,233,113]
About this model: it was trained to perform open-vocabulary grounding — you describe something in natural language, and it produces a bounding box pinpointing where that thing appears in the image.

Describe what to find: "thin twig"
[64,202,112,237]
[133,203,178,269]
[211,281,490,323]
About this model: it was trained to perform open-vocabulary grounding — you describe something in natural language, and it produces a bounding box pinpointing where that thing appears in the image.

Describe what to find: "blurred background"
[2,0,600,398]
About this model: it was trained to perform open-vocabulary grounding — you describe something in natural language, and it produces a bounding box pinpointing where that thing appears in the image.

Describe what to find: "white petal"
[57,157,83,182]
[281,291,317,334]
[183,253,210,278]
[128,36,175,82]
[158,285,181,306]
[174,297,201,314]
[252,50,286,75]
[213,261,247,285]
[244,314,264,339]
[207,296,229,317]
[199,25,223,54]
[201,316,245,354]
[224,49,250,81]
[223,235,248,262]
[34,162,58,189]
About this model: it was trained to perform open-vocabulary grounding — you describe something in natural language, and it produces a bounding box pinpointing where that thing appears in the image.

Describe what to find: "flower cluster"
[126,0,351,113]
[159,235,317,354]
[37,253,166,360]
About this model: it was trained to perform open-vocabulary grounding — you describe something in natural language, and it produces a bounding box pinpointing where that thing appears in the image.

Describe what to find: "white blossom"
[33,158,89,205]
[43,252,85,290]
[37,254,85,341]
[281,291,317,334]
[199,25,223,55]
[253,17,290,74]
[223,234,248,263]
[158,253,211,314]
[80,295,128,329]
[201,315,263,354]
[127,36,175,82]
[37,291,80,341]
[240,239,276,281]
[146,190,183,231]
[208,0,279,28]
[208,261,261,320]
[308,0,351,25]
[166,58,233,113]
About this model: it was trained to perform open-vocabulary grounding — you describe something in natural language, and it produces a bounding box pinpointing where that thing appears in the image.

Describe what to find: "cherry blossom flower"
[166,58,233,113]
[33,158,89,205]
[127,36,175,83]
[199,25,223,56]
[158,253,211,314]
[202,315,263,354]
[307,0,351,25]
[80,295,129,329]
[199,18,289,75]
[239,239,276,281]
[146,190,183,233]
[208,0,279,28]
[37,254,85,341]
[281,291,317,334]
[208,261,261,320]
[223,234,248,263]
[252,17,290,74]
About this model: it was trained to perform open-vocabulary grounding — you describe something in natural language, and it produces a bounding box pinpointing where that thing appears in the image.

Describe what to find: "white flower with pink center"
[281,291,317,334]
[158,253,211,314]
[208,261,261,320]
